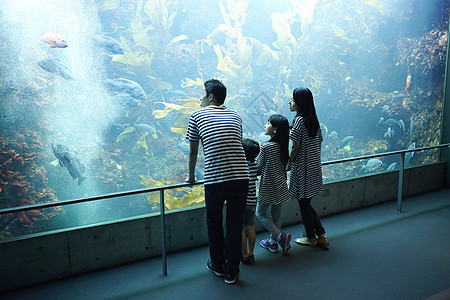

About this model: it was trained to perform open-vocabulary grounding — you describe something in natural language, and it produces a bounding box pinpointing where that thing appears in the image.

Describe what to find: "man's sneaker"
[279,232,292,255]
[206,259,225,277]
[224,271,240,284]
[260,238,279,253]
[295,237,317,247]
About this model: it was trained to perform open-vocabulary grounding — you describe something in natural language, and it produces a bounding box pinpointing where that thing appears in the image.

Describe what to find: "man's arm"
[188,141,199,183]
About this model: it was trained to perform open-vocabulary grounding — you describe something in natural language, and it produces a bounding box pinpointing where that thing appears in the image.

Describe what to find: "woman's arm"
[286,140,300,171]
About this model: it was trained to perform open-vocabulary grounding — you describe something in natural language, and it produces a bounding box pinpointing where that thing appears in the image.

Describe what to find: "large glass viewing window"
[0,0,448,239]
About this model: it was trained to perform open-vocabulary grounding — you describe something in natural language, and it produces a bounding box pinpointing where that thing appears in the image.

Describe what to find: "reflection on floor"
[1,189,450,300]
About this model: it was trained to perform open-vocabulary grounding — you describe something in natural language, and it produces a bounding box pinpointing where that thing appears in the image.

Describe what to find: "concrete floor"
[2,188,450,300]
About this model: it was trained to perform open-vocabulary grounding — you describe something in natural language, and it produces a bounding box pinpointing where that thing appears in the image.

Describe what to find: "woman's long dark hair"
[292,87,320,137]
[268,114,289,167]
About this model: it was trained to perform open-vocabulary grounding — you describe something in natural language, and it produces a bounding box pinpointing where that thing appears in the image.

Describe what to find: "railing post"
[160,190,167,276]
[397,152,405,212]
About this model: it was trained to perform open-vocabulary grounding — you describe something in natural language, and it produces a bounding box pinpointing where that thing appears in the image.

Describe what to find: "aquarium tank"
[0,0,448,239]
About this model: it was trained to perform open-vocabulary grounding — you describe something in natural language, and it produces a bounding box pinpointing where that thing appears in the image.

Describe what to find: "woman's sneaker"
[317,236,330,248]
[295,237,317,247]
[279,232,291,255]
[260,238,279,253]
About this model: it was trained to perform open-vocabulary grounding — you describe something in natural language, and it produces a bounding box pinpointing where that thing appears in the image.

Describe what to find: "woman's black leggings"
[298,198,326,238]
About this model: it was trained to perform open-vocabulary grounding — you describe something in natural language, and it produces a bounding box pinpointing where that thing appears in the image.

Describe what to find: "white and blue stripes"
[289,116,324,199]
[187,105,249,185]
[257,141,290,205]
[246,160,258,205]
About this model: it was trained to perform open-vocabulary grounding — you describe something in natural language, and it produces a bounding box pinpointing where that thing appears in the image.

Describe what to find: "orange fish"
[405,73,412,92]
[39,31,68,48]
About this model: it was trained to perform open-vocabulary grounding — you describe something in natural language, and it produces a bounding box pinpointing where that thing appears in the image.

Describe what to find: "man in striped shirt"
[187,79,249,284]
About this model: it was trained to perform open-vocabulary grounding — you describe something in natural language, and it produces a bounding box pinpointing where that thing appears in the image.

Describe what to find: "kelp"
[153,97,201,136]
[360,0,385,15]
[254,8,301,101]
[112,0,187,93]
[139,176,205,210]
[115,123,157,156]
[99,0,121,11]
[111,37,148,66]
[199,0,253,103]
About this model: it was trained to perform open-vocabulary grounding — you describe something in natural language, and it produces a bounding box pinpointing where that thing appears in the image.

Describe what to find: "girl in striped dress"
[287,87,329,248]
[256,114,292,255]
[241,138,260,265]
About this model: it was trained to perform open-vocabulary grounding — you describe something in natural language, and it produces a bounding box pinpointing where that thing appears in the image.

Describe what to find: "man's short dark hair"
[242,138,260,161]
[205,79,227,104]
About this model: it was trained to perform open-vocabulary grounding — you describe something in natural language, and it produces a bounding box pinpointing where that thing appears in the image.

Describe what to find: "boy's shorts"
[243,204,256,227]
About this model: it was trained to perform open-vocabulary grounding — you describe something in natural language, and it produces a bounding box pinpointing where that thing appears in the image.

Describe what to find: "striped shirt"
[246,160,258,205]
[186,105,249,185]
[289,116,324,199]
[257,141,290,205]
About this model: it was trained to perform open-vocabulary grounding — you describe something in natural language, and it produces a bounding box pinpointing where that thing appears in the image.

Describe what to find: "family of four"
[186,79,328,285]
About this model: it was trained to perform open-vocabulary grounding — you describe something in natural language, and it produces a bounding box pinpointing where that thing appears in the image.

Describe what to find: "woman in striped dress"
[256,114,292,255]
[287,88,329,248]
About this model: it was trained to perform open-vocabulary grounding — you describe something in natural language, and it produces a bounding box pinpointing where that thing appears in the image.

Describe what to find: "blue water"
[0,0,447,235]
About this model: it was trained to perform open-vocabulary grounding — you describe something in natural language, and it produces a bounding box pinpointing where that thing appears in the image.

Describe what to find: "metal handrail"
[0,180,203,215]
[1,143,449,275]
[321,144,450,165]
[1,144,448,215]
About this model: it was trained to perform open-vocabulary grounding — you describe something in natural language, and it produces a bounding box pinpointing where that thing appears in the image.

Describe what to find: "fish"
[104,123,125,142]
[51,143,86,185]
[382,105,389,112]
[386,162,398,171]
[392,93,405,101]
[105,78,147,99]
[239,89,250,96]
[167,89,186,97]
[122,71,137,80]
[39,31,68,48]
[37,58,75,81]
[112,94,140,107]
[405,143,416,165]
[180,79,189,88]
[134,123,155,135]
[376,117,385,126]
[409,119,414,143]
[383,118,398,127]
[182,47,191,55]
[360,158,382,172]
[177,140,190,154]
[405,73,412,92]
[337,136,354,150]
[92,35,124,55]
[384,127,394,138]
[398,119,405,132]
[350,150,362,157]
[222,44,235,54]
[328,131,338,140]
